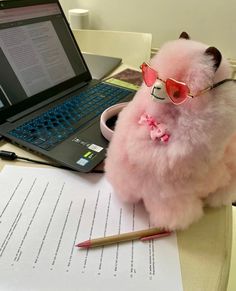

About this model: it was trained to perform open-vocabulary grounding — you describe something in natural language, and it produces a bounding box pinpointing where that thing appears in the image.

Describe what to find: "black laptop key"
[9,83,132,150]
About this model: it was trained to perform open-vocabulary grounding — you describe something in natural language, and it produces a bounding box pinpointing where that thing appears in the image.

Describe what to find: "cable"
[0,150,69,169]
[0,150,104,173]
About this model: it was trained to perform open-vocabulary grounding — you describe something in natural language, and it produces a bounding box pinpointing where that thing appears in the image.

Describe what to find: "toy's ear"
[204,47,222,71]
[179,32,190,40]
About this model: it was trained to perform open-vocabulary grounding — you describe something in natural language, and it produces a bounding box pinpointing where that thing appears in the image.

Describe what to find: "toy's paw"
[116,189,142,204]
[107,177,142,204]
[145,196,204,230]
[205,184,236,207]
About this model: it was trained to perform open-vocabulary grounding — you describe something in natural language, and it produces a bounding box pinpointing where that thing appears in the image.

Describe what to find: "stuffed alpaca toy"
[105,32,236,230]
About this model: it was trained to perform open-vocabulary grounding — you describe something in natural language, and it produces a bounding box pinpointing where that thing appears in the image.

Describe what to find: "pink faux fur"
[105,33,236,230]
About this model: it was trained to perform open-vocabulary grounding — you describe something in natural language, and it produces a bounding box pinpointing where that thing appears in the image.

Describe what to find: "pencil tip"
[75,240,91,248]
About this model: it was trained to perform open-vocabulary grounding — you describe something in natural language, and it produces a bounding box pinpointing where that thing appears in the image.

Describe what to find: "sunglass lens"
[166,79,190,104]
[141,63,158,87]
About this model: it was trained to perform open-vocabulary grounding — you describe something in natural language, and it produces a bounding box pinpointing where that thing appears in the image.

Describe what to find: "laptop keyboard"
[9,83,132,150]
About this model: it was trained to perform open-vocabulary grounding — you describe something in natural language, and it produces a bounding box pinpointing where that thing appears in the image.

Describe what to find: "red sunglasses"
[140,62,235,105]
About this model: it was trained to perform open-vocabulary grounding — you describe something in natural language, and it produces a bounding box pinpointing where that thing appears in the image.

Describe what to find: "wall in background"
[59,0,236,59]
[59,0,79,18]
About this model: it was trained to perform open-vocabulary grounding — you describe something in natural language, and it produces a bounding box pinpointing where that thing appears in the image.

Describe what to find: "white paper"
[0,166,183,291]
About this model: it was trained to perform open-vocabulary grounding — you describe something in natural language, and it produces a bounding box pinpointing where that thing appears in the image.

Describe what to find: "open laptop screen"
[0,0,90,119]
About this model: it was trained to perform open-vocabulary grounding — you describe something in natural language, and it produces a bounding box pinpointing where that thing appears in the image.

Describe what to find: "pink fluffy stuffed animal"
[105,32,236,230]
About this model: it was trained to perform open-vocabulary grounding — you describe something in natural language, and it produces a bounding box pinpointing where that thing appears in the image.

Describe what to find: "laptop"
[0,0,135,172]
[82,53,122,80]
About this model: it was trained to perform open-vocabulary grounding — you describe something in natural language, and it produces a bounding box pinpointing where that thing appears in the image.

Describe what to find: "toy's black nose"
[154,85,162,90]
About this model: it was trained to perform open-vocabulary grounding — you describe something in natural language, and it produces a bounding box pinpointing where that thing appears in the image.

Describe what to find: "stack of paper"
[0,166,183,291]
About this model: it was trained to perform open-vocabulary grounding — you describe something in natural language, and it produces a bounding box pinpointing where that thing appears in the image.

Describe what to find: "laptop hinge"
[7,82,88,123]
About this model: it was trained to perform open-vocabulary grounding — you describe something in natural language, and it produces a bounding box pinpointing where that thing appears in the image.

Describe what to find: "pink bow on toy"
[138,113,170,143]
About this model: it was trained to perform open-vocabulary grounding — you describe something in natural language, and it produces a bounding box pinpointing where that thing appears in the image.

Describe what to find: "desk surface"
[0,63,232,291]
